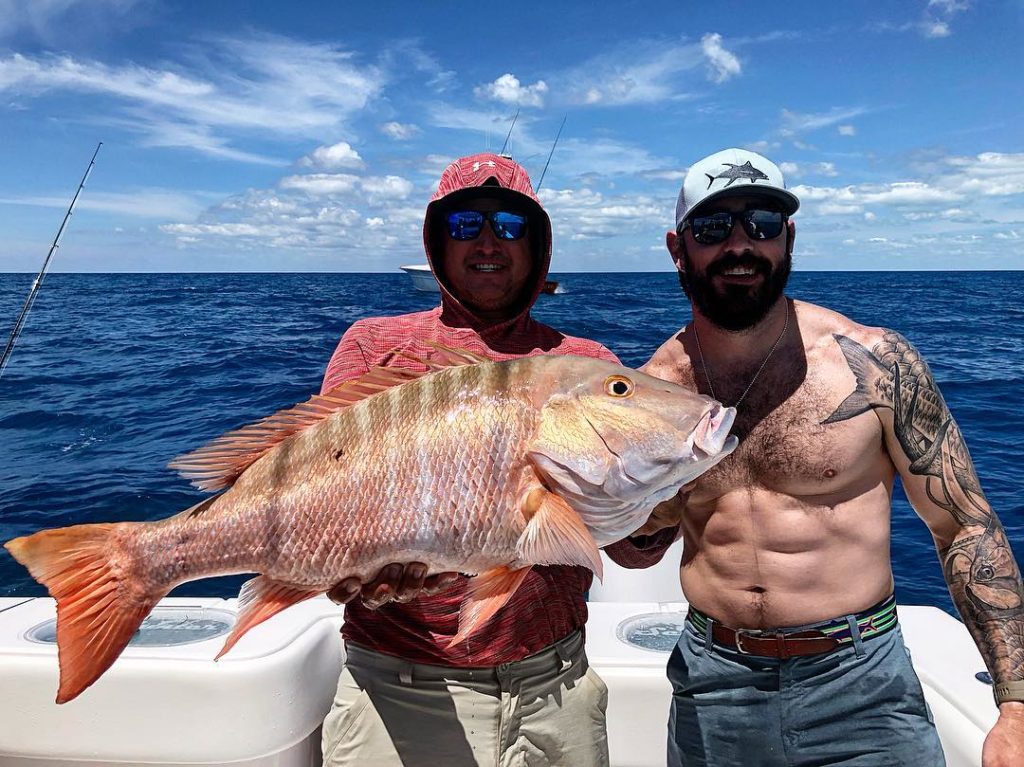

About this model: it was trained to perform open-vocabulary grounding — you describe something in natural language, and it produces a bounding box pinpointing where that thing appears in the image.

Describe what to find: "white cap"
[675,148,800,229]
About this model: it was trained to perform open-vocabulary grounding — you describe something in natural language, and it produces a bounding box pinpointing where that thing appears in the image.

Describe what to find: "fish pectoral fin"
[516,490,603,579]
[448,565,532,648]
[216,577,321,660]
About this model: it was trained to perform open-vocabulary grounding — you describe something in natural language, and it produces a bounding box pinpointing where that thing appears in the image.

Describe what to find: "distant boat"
[399,264,439,292]
[399,264,561,295]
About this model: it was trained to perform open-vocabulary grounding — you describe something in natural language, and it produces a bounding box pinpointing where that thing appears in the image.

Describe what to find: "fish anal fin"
[216,577,321,660]
[4,522,165,704]
[516,490,603,579]
[169,364,427,492]
[448,565,531,648]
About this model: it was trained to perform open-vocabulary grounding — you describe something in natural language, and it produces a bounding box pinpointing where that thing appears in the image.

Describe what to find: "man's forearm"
[940,520,1024,688]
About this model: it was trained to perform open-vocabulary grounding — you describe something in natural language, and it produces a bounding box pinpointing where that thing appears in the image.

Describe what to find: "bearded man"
[639,148,1024,766]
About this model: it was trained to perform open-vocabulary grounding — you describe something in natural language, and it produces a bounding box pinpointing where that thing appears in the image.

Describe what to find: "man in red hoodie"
[318,153,674,766]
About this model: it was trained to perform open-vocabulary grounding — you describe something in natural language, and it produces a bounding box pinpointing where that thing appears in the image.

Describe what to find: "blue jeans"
[667,618,946,766]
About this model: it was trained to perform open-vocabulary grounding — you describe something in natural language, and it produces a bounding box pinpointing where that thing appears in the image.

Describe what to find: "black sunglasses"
[683,208,786,245]
[445,210,528,241]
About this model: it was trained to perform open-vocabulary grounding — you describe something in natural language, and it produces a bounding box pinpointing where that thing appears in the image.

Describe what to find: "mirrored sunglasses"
[684,209,786,245]
[446,210,528,241]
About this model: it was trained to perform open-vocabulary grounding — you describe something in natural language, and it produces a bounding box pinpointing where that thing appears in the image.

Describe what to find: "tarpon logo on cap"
[675,148,800,230]
[705,161,770,189]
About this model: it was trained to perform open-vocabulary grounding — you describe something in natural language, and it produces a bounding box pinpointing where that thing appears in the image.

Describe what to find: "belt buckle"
[733,629,766,655]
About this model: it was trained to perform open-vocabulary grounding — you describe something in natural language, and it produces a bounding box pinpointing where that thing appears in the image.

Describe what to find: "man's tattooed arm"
[826,330,1024,686]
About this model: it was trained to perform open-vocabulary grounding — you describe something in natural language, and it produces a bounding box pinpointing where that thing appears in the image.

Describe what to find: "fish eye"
[604,375,634,398]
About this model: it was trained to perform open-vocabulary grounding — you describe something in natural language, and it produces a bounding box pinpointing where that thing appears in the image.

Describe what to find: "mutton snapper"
[5,347,737,703]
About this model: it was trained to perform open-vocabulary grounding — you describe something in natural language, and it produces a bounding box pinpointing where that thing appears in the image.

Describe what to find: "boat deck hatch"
[616,612,688,653]
[25,606,236,647]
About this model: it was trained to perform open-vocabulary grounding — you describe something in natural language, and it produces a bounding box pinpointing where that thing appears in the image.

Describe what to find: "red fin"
[516,490,603,579]
[448,565,531,648]
[215,577,321,660]
[169,364,428,491]
[4,523,163,704]
[408,342,492,368]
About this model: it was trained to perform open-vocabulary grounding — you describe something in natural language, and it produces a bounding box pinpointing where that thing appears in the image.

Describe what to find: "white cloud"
[540,187,668,239]
[280,173,360,195]
[701,33,741,84]
[379,121,420,140]
[475,73,548,108]
[559,42,705,106]
[819,203,863,216]
[0,0,144,42]
[780,106,870,136]
[922,0,971,38]
[0,188,206,219]
[777,162,837,179]
[360,175,414,201]
[299,141,363,170]
[0,36,384,162]
[838,124,856,136]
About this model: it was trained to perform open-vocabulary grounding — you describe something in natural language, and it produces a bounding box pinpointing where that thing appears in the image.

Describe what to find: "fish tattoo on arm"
[825,331,1024,685]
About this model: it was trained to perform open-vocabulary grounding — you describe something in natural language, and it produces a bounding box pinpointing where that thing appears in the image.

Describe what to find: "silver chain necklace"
[692,303,790,410]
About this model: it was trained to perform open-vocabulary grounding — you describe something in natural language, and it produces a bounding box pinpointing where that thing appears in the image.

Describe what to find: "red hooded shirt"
[321,153,671,666]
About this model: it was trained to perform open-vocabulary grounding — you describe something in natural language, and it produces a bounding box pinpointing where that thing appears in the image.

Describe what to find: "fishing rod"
[0,142,102,381]
[535,115,566,192]
[499,109,520,157]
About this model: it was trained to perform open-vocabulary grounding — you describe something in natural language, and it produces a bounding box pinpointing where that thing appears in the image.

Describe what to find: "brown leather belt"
[709,623,840,658]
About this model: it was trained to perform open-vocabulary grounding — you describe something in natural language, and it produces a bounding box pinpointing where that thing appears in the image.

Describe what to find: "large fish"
[5,347,737,703]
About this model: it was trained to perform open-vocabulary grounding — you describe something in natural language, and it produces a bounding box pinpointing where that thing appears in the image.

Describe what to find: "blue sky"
[0,0,1021,272]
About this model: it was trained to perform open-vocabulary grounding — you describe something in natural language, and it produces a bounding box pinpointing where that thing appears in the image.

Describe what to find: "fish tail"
[4,522,166,703]
[823,334,889,424]
[705,173,716,189]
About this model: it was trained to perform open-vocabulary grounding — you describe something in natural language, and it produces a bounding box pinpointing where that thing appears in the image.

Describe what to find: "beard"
[679,247,792,331]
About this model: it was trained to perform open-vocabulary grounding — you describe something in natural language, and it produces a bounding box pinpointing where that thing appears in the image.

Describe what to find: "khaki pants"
[321,630,609,767]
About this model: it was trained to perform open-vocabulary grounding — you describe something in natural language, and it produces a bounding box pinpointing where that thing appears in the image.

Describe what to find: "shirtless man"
[641,148,1024,766]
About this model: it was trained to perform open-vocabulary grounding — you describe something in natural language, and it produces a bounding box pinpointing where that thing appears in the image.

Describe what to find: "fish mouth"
[693,404,737,460]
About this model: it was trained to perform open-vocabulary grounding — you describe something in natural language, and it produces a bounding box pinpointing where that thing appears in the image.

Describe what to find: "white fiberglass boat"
[0,541,997,766]
[399,264,440,292]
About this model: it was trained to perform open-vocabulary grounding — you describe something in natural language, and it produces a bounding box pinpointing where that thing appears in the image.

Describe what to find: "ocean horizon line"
[1,269,1023,276]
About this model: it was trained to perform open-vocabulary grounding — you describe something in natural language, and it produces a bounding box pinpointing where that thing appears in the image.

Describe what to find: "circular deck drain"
[616,612,687,653]
[26,606,235,647]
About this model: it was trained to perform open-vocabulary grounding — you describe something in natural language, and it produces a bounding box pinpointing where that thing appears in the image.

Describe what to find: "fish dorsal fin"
[397,341,492,370]
[169,344,490,492]
[169,364,427,491]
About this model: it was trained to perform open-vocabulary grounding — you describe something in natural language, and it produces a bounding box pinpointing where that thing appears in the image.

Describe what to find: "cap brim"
[433,185,535,211]
[690,185,800,219]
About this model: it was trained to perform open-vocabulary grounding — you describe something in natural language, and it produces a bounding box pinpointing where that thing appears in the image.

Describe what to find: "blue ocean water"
[1,272,1021,616]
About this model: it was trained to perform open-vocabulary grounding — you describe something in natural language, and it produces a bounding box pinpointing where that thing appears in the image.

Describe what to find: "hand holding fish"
[630,483,695,537]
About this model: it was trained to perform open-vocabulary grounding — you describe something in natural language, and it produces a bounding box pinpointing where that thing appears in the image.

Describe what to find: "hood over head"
[423,153,552,328]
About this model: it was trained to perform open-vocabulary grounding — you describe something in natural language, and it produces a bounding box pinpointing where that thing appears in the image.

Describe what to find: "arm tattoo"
[826,331,1024,683]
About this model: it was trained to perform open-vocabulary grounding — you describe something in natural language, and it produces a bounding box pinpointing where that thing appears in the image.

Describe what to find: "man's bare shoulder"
[794,300,887,355]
